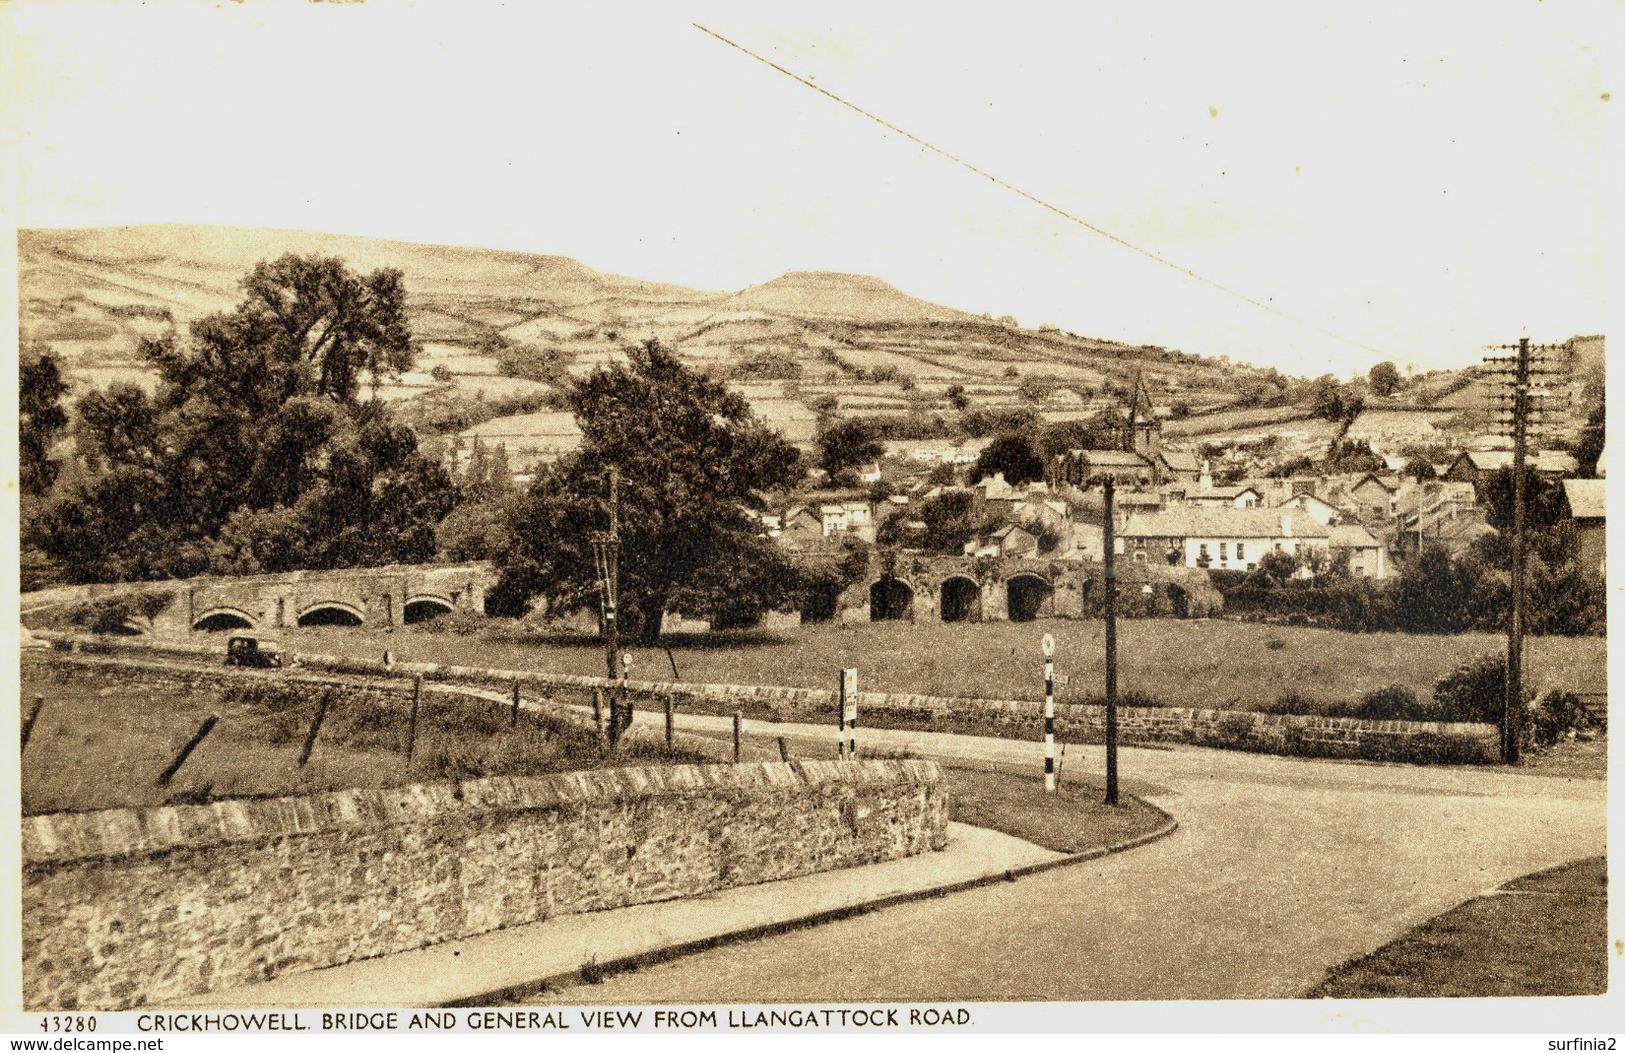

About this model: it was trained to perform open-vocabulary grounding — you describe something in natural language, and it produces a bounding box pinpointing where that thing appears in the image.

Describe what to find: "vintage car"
[224,634,287,669]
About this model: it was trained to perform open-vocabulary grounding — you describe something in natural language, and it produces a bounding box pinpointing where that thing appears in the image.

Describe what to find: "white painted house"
[1116,507,1330,571]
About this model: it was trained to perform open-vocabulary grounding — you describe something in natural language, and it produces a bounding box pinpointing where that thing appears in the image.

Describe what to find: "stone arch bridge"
[22,563,496,637]
[830,555,1221,624]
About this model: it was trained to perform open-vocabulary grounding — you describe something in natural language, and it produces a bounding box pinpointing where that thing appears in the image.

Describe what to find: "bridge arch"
[296,600,366,627]
[869,577,914,622]
[1005,572,1054,623]
[193,607,257,632]
[403,594,457,624]
[938,574,982,623]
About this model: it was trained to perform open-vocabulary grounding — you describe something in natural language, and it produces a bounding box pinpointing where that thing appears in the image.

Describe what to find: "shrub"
[1528,690,1595,750]
[1433,654,1526,724]
[1266,690,1319,716]
[1356,684,1425,721]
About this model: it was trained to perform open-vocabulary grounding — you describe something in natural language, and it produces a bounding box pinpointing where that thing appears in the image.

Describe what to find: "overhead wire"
[693,22,1384,358]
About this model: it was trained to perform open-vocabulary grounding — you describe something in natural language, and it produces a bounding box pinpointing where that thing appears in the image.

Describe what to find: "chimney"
[1282,513,1293,538]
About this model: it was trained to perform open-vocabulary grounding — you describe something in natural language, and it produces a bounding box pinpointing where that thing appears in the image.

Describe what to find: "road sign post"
[838,668,858,759]
[1042,633,1056,792]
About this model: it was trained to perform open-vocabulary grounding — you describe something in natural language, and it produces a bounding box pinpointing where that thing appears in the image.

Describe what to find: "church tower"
[1124,367,1161,460]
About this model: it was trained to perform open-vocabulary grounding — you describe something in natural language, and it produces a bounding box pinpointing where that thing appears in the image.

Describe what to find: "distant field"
[1165,404,1315,438]
[286,619,1605,714]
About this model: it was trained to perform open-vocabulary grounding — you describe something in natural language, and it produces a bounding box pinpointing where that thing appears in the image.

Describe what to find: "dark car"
[224,634,286,669]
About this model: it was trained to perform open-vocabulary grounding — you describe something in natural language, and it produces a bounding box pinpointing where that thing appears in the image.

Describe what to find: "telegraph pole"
[592,467,622,682]
[1482,337,1560,764]
[1102,476,1119,805]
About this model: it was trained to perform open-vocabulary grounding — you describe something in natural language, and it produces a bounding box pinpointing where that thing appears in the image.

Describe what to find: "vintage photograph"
[6,0,1614,1033]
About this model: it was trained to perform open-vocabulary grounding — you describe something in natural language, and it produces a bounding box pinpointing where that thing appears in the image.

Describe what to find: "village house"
[964,522,1039,559]
[1277,491,1343,527]
[1186,461,1260,508]
[1393,481,1478,537]
[1151,447,1202,483]
[1327,523,1388,579]
[1115,507,1331,571]
[818,500,874,540]
[1443,449,1580,489]
[1189,484,1261,509]
[1347,473,1400,523]
[1058,448,1156,487]
[1560,478,1606,574]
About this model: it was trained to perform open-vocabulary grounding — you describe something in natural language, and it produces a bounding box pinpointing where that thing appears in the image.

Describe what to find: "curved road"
[545,719,1606,1002]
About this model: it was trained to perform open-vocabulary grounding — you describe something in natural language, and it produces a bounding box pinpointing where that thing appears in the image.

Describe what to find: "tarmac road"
[541,719,1606,1002]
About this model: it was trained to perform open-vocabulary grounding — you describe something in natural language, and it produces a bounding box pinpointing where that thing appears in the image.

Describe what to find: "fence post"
[298,690,333,768]
[20,694,44,752]
[593,687,607,745]
[777,736,790,762]
[510,680,521,727]
[732,711,743,763]
[664,694,675,746]
[406,675,422,763]
[159,714,219,786]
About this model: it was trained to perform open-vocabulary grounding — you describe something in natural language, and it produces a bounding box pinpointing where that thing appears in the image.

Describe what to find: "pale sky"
[5,0,1618,376]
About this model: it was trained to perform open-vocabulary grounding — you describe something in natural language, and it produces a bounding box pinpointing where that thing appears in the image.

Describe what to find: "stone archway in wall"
[296,601,366,627]
[870,577,914,621]
[403,595,457,624]
[193,607,256,632]
[938,575,982,623]
[1006,573,1053,623]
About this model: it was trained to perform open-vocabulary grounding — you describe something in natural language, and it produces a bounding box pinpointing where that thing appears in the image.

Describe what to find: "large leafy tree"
[19,344,69,498]
[30,254,454,582]
[1368,361,1402,398]
[816,418,883,476]
[495,340,802,643]
[971,433,1044,485]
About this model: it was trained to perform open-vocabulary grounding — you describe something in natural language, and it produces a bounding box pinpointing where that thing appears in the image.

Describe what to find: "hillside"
[28,224,1565,470]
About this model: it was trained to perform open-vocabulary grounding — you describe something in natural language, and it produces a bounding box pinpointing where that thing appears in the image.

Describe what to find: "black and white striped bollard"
[1042,633,1056,792]
[838,667,858,759]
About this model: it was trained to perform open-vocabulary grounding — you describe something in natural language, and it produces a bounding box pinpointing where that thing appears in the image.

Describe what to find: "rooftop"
[1121,507,1331,540]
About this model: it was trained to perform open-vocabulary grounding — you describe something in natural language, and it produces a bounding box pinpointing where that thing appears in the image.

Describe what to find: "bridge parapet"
[23,563,497,636]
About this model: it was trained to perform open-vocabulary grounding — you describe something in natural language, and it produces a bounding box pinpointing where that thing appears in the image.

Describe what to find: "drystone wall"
[23,758,945,1011]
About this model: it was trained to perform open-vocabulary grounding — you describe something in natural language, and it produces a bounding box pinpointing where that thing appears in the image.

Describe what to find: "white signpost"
[839,667,858,759]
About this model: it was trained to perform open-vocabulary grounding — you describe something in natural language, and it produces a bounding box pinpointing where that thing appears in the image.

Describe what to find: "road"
[544,719,1606,1002]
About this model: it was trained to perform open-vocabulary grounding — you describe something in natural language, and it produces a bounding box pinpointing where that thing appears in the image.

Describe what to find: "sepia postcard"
[3,0,1619,1039]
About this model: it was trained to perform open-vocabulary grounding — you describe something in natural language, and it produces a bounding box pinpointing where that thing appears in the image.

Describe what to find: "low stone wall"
[23,758,945,1010]
[36,633,1500,765]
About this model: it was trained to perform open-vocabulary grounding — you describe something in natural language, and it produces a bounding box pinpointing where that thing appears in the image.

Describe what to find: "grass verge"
[21,657,706,815]
[1310,857,1607,998]
[944,767,1168,854]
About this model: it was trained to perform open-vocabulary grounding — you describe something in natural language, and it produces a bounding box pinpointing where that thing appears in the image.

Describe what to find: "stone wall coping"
[22,756,940,869]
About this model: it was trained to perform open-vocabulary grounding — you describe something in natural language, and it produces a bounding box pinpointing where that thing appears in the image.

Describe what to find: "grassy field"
[288,618,1606,714]
[19,660,701,815]
[1311,857,1607,998]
